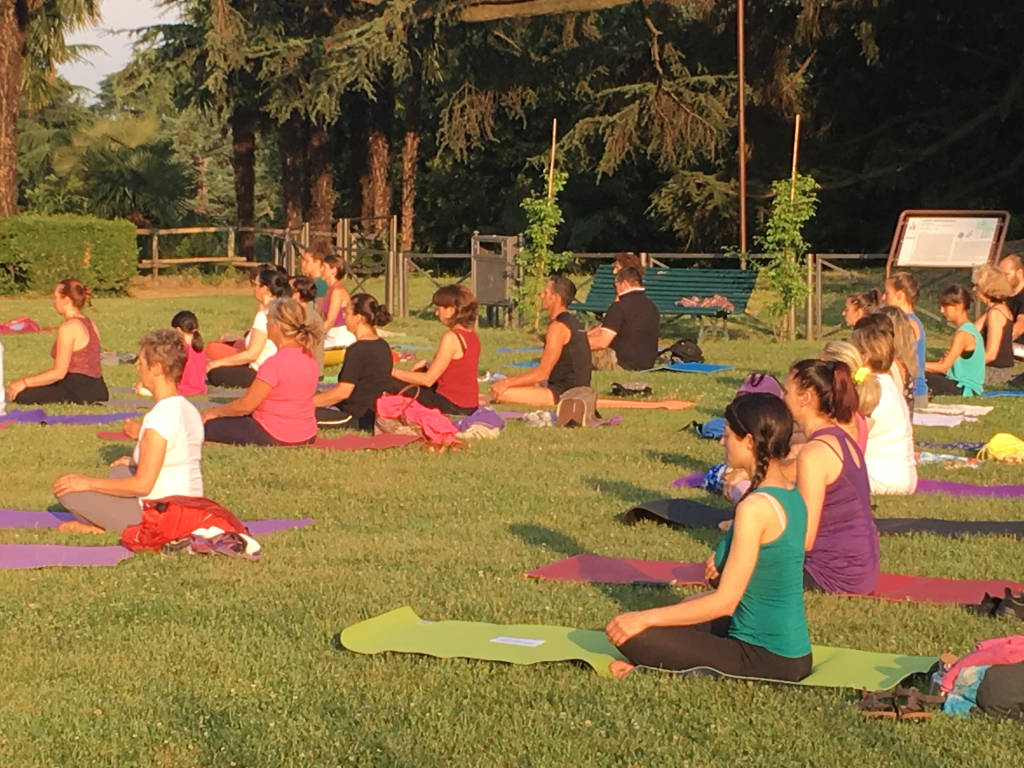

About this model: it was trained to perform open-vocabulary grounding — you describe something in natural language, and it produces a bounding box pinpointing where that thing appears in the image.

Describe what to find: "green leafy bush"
[0,214,137,295]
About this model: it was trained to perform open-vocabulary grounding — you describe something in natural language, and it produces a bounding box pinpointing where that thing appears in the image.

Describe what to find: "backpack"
[737,372,783,398]
[977,433,1024,464]
[667,339,704,364]
[691,417,725,440]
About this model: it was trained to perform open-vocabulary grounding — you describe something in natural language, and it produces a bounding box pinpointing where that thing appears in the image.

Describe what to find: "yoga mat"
[916,478,1024,498]
[497,347,543,354]
[623,498,1024,538]
[526,554,1024,606]
[311,434,420,451]
[650,362,733,374]
[0,508,314,535]
[981,391,1024,398]
[913,412,970,427]
[673,473,1024,499]
[341,606,936,689]
[97,430,420,451]
[0,544,133,569]
[0,409,142,426]
[917,403,993,417]
[508,362,538,368]
[341,606,627,678]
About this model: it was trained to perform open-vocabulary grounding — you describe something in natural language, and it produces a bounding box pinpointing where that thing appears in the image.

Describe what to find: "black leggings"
[207,365,256,389]
[925,371,966,396]
[413,386,476,416]
[616,617,812,682]
[15,373,108,404]
[204,415,314,447]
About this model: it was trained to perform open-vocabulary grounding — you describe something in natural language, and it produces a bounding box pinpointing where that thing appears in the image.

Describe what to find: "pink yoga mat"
[526,554,1024,605]
[98,431,419,451]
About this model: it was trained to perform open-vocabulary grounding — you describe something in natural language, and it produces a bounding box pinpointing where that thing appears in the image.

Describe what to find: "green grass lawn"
[1,284,1024,766]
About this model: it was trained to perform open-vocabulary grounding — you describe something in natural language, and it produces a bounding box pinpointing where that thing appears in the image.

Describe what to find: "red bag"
[0,316,41,334]
[120,496,248,552]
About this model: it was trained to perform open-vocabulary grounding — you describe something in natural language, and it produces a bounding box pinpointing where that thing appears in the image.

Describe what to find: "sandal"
[858,689,898,719]
[893,687,944,721]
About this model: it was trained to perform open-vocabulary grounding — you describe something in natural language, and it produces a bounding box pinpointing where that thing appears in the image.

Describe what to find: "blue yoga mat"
[497,347,543,354]
[980,390,1024,398]
[653,362,733,374]
[509,362,539,368]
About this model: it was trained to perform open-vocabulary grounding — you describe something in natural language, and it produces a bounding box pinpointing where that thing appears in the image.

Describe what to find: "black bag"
[667,338,704,364]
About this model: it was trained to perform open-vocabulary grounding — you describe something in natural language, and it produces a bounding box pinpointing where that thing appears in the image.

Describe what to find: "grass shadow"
[641,450,706,472]
[582,477,669,505]
[98,443,130,464]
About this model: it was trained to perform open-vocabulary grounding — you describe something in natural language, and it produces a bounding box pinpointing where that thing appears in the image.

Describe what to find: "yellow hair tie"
[853,366,870,385]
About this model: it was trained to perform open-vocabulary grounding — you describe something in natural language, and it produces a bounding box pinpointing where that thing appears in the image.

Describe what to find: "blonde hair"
[139,328,187,384]
[874,306,919,380]
[267,298,323,356]
[821,340,880,416]
[973,265,1014,302]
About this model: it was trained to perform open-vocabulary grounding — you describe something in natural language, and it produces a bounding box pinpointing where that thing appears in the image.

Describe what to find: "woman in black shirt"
[313,294,393,431]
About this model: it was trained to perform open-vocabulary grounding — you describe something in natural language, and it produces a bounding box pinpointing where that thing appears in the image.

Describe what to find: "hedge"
[0,214,137,295]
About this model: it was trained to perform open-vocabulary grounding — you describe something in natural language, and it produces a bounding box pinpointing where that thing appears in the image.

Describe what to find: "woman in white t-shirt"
[852,314,917,495]
[205,268,291,388]
[53,329,205,534]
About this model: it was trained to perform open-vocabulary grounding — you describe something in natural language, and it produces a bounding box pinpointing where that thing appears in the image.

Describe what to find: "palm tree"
[0,0,100,217]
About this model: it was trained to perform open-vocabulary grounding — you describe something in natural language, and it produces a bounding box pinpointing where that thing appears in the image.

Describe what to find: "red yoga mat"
[97,431,419,451]
[526,554,1024,606]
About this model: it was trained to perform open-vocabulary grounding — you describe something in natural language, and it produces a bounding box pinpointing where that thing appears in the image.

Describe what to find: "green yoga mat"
[340,606,938,689]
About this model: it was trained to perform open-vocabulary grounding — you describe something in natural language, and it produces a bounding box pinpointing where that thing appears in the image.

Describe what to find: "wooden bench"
[569,264,758,339]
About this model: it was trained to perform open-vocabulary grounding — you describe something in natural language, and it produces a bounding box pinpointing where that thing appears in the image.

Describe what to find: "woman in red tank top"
[391,285,480,414]
[6,278,109,405]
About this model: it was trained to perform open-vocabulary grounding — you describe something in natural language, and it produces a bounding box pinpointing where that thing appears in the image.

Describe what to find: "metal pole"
[737,0,747,259]
[806,253,814,341]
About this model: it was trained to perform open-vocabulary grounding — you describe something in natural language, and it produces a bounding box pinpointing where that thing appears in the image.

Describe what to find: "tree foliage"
[516,168,571,329]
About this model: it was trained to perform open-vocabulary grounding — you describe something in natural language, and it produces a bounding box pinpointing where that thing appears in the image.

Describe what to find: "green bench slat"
[570,265,757,316]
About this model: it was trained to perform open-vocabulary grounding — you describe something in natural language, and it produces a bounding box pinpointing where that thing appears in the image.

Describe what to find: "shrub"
[0,214,137,295]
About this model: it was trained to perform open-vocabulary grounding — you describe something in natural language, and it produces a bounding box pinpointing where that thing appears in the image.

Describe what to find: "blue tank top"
[907,313,927,398]
[948,322,985,396]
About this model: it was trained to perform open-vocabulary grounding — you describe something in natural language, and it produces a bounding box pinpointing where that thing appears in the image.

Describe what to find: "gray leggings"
[57,466,142,533]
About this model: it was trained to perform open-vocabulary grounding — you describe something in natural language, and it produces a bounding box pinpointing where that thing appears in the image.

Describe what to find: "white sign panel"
[896,216,1000,268]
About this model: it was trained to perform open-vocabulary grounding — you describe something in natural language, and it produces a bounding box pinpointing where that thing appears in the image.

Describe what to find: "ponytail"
[350,293,392,328]
[723,393,793,500]
[790,359,857,423]
[171,310,204,352]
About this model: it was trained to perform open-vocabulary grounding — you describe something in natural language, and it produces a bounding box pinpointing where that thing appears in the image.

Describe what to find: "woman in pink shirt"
[203,298,322,446]
[171,310,208,396]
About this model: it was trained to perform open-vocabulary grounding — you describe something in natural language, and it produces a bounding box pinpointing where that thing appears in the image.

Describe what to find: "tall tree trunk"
[307,119,335,256]
[0,1,30,218]
[399,37,423,253]
[344,94,370,221]
[367,70,394,236]
[230,106,257,261]
[278,112,306,230]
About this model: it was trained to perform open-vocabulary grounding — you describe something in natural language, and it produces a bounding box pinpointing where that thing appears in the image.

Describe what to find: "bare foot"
[609,660,635,679]
[58,520,105,535]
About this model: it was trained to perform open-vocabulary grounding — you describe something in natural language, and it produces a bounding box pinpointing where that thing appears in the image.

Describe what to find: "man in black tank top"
[491,276,592,406]
[490,275,696,412]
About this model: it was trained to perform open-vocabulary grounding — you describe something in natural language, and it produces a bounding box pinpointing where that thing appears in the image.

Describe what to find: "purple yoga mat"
[0,544,133,569]
[915,478,1024,498]
[244,518,314,535]
[0,408,142,426]
[0,508,314,534]
[671,472,704,488]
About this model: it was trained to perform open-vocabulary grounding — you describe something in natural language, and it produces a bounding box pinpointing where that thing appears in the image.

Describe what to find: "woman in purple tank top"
[783,359,880,595]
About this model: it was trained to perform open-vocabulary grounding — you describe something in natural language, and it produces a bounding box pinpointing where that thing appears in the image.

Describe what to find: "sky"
[58,0,179,96]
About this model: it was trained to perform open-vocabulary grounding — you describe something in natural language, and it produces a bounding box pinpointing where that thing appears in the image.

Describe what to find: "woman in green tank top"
[605,393,812,681]
[924,285,985,396]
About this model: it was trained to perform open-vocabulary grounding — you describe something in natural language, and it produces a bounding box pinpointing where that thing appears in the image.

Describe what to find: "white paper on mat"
[490,636,546,647]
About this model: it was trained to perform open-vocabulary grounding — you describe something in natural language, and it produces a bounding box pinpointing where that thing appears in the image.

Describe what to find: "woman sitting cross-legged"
[605,393,812,682]
[6,278,109,405]
[391,285,481,415]
[52,329,203,534]
[314,293,394,431]
[972,266,1016,387]
[924,285,985,397]
[783,359,879,595]
[205,268,291,388]
[203,298,322,446]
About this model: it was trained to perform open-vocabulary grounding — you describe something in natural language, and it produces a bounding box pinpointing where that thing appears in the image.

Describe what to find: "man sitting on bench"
[587,266,659,370]
[491,275,694,412]
[491,275,591,407]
